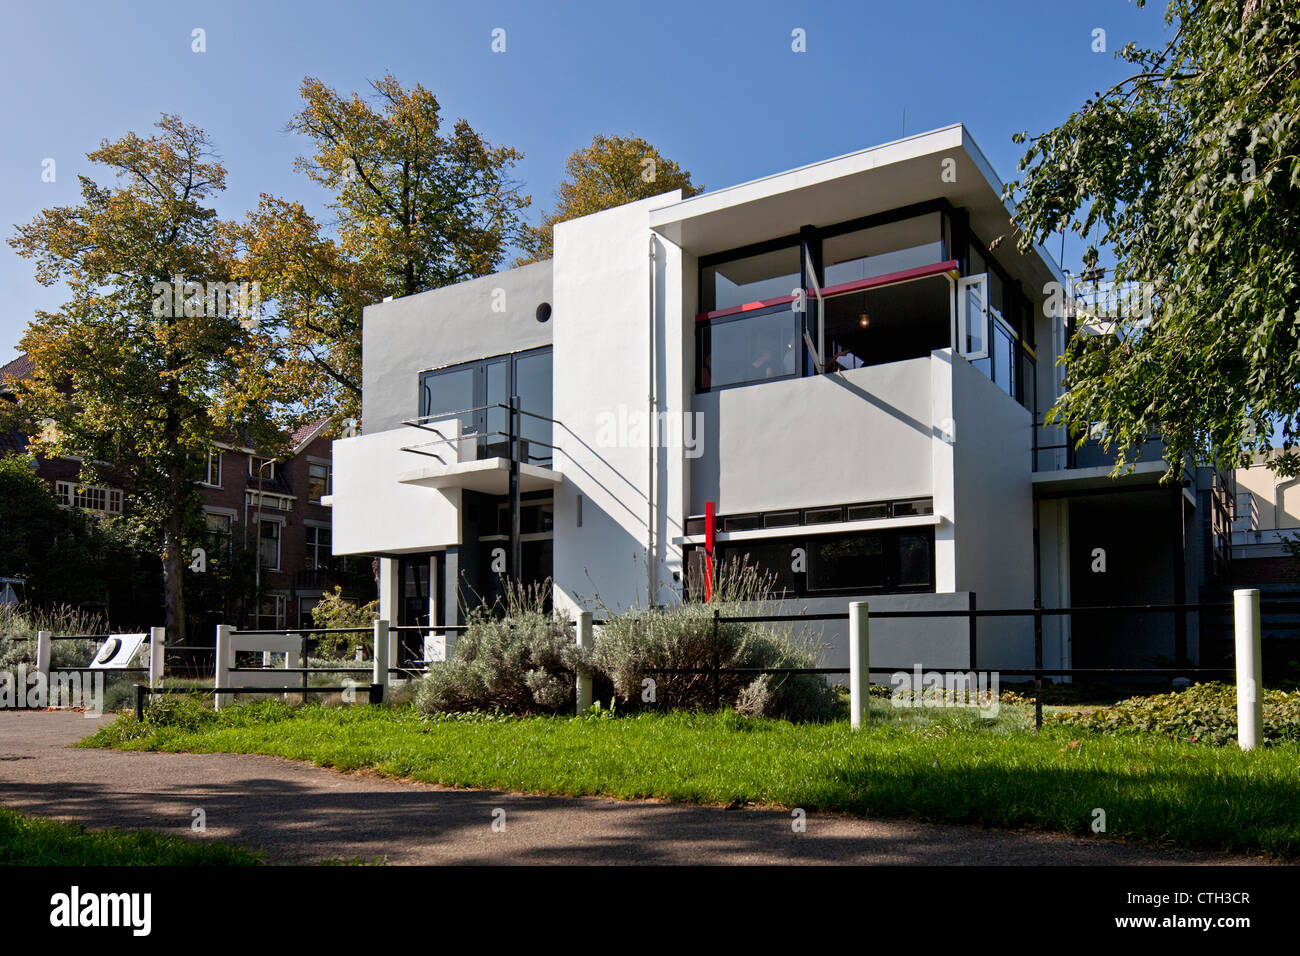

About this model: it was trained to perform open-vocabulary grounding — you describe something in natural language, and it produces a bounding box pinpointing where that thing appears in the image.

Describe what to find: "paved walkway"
[0,711,1272,865]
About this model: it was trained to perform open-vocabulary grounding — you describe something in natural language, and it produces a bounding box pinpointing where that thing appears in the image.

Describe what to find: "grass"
[80,697,1300,859]
[0,805,261,866]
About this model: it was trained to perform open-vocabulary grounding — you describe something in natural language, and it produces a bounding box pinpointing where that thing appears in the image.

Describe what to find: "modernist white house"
[329,125,1235,674]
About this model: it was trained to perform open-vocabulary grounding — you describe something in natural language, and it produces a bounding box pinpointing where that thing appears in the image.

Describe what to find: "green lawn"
[80,698,1300,859]
[0,805,261,866]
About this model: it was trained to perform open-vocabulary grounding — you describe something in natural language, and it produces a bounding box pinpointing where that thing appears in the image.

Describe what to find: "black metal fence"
[631,598,1262,730]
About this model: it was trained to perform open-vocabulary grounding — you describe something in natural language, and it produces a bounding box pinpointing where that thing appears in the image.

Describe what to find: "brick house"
[1,351,373,630]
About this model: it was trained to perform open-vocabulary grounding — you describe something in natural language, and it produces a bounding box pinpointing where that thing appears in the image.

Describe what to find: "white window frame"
[306,458,332,503]
[55,480,123,515]
[200,449,222,488]
[256,593,287,631]
[957,273,990,361]
[258,517,283,572]
[249,455,276,480]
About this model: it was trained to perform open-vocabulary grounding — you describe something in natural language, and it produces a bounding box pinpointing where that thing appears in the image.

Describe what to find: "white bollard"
[148,627,165,689]
[287,633,303,703]
[575,611,594,713]
[214,625,233,712]
[372,619,390,703]
[1233,589,1264,751]
[849,602,870,729]
[35,630,52,691]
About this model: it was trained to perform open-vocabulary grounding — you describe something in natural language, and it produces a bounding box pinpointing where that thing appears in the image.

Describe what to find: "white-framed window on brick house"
[249,455,276,480]
[305,524,331,570]
[55,481,123,515]
[201,449,222,487]
[307,460,331,503]
[204,509,234,556]
[256,593,287,631]
[258,518,282,571]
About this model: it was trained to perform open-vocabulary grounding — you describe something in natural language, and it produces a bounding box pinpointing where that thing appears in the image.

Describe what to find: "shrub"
[0,603,108,671]
[414,581,579,716]
[308,587,377,659]
[589,559,838,721]
[1052,681,1300,745]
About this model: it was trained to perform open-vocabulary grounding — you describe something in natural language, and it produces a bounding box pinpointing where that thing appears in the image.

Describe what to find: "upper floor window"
[700,245,801,314]
[201,449,222,487]
[694,204,1036,413]
[249,456,276,480]
[258,518,281,571]
[307,461,331,503]
[820,212,946,289]
[305,525,331,570]
[418,347,552,466]
[55,481,123,515]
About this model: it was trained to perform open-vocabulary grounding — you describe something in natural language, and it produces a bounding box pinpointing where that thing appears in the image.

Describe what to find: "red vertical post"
[704,500,716,602]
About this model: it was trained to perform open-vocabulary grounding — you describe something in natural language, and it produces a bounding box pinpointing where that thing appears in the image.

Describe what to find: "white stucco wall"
[950,353,1036,667]
[550,191,685,617]
[331,424,462,556]
[690,356,935,515]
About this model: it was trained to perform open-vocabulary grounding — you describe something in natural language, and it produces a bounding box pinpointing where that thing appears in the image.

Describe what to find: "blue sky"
[0,0,1172,365]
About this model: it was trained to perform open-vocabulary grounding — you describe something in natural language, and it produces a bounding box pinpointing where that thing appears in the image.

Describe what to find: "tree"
[1004,0,1300,479]
[516,134,702,264]
[243,75,531,423]
[6,115,284,642]
[0,454,163,625]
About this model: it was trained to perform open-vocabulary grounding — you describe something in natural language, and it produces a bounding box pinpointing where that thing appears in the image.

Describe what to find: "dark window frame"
[418,346,553,464]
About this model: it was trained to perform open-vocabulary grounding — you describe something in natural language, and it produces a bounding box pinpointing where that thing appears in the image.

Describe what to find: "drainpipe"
[1275,473,1299,536]
[647,234,657,607]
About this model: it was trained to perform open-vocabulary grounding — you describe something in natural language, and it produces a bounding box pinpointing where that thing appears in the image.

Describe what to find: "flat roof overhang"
[648,124,1063,297]
[1031,460,1172,498]
[396,458,562,495]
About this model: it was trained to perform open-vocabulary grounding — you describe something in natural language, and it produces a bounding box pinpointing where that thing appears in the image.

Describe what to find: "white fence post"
[1233,588,1264,751]
[148,627,165,689]
[575,611,593,713]
[214,625,233,712]
[372,619,390,703]
[849,602,870,729]
[35,630,52,692]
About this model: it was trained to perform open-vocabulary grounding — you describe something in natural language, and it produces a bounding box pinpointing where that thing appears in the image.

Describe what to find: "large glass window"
[689,527,934,598]
[700,245,801,313]
[697,305,800,390]
[821,213,945,288]
[820,274,952,372]
[419,365,476,436]
[418,348,552,464]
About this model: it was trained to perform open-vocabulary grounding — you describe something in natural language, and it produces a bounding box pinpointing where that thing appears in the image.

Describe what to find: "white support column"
[575,611,594,713]
[372,619,390,703]
[1234,588,1264,751]
[35,630,52,692]
[214,625,233,712]
[148,627,165,689]
[849,602,870,729]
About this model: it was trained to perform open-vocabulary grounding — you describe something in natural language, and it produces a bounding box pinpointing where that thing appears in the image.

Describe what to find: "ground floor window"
[256,593,286,631]
[686,527,935,599]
